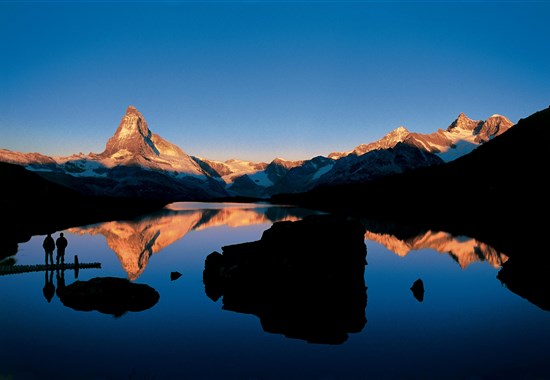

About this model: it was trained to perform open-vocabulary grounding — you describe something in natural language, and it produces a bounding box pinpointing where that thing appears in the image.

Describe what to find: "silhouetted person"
[43,233,55,266]
[42,269,55,303]
[56,232,68,266]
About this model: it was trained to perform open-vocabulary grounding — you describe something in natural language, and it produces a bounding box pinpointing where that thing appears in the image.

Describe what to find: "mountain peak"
[390,126,410,137]
[125,105,141,116]
[448,112,481,132]
[100,106,157,158]
[97,106,212,176]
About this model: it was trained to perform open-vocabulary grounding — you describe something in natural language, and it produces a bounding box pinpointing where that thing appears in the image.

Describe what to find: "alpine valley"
[0,105,513,201]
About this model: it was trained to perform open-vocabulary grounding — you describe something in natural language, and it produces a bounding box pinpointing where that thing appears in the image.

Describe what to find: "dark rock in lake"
[170,271,182,281]
[203,214,368,345]
[58,276,160,317]
[410,278,425,302]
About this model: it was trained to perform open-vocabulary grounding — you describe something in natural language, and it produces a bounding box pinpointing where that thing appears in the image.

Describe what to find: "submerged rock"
[203,214,368,344]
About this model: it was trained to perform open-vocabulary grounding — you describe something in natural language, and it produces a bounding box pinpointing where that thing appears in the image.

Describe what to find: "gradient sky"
[1,1,549,162]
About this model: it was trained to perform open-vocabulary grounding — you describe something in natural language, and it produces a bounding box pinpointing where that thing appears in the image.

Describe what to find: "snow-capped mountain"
[96,106,207,174]
[329,113,513,162]
[0,107,514,200]
[316,143,444,186]
[0,106,228,201]
[193,156,305,198]
[192,112,512,197]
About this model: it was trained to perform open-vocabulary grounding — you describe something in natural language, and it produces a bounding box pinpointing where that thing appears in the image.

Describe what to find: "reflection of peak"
[69,204,319,280]
[70,210,206,280]
[364,229,508,269]
[195,207,300,230]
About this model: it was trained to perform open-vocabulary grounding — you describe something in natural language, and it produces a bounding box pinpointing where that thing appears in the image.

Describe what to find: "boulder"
[203,214,368,344]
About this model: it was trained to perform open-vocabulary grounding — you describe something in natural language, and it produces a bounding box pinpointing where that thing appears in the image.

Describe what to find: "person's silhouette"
[42,233,55,266]
[42,269,55,303]
[55,232,68,266]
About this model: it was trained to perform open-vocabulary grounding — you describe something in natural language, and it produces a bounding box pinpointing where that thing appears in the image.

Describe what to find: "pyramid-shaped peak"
[125,105,142,116]
[100,105,155,158]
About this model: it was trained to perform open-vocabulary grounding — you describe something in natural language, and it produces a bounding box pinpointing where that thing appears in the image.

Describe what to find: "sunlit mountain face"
[364,230,508,269]
[66,202,508,280]
[0,106,513,201]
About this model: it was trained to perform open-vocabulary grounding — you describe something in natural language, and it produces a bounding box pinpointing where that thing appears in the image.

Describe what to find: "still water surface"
[1,202,549,380]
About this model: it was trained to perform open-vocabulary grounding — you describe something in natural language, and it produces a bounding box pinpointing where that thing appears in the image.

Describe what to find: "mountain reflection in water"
[68,202,319,280]
[1,202,549,379]
[66,202,510,281]
[364,229,508,269]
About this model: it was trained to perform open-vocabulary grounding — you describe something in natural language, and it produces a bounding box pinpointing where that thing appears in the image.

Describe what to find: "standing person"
[42,233,55,266]
[55,232,68,266]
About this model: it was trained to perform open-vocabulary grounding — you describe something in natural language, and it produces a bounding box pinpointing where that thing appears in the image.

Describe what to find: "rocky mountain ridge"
[328,112,513,161]
[270,105,550,262]
[0,106,513,200]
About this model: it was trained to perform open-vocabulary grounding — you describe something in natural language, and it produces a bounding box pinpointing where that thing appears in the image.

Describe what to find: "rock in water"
[203,214,368,344]
[410,278,425,302]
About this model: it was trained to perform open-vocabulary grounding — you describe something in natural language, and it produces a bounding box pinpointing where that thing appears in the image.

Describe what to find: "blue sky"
[1,1,549,162]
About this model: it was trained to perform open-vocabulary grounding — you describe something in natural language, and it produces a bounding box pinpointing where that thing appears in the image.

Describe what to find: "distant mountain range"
[272,105,550,260]
[0,105,513,201]
[2,104,547,311]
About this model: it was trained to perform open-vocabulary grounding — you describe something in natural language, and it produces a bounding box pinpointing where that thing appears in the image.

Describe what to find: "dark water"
[1,202,549,380]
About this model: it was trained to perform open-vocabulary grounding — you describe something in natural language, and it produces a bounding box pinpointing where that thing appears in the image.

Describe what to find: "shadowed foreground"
[203,214,368,344]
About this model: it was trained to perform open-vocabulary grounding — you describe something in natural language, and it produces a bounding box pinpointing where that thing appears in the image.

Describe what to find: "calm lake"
[1,202,549,380]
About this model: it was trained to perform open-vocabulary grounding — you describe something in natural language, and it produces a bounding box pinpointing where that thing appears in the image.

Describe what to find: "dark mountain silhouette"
[271,105,550,259]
